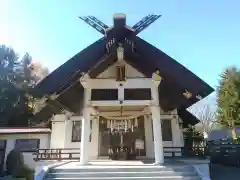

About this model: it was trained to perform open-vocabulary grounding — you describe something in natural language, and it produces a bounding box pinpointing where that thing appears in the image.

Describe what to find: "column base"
[79,161,89,166]
[153,162,164,166]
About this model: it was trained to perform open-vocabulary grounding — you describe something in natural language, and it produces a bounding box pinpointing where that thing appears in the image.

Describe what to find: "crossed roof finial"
[79,14,161,36]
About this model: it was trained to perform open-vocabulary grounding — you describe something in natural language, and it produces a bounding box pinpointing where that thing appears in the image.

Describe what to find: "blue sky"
[1,0,240,90]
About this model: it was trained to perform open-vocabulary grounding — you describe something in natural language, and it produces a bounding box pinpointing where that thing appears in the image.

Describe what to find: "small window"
[162,120,172,141]
[116,66,126,81]
[124,88,151,100]
[15,139,40,152]
[91,89,118,101]
[71,120,92,142]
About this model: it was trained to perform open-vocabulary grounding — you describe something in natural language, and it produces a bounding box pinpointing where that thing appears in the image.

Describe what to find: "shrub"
[6,149,34,180]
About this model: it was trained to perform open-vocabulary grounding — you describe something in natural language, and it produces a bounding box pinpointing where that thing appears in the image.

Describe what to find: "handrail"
[164,146,208,157]
[33,148,80,161]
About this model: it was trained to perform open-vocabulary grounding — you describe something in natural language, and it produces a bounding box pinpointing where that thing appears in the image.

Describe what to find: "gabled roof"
[34,38,106,96]
[32,14,214,125]
[34,36,213,111]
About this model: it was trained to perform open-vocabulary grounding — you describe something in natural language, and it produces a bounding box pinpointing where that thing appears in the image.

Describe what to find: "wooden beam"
[90,100,152,107]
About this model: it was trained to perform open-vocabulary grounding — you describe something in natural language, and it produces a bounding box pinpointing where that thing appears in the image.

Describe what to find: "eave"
[33,38,107,97]
[129,37,214,109]
[177,108,200,128]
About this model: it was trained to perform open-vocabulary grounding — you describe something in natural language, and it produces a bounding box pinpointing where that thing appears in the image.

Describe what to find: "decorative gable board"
[97,60,146,78]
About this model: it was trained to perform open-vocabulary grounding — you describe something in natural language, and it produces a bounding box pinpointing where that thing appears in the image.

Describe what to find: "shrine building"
[31,14,214,165]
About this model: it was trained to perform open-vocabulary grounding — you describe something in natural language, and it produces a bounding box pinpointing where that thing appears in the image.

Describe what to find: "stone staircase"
[44,164,201,180]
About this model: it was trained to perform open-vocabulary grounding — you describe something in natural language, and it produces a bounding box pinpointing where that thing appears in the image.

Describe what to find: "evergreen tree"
[216,66,240,127]
[0,45,49,126]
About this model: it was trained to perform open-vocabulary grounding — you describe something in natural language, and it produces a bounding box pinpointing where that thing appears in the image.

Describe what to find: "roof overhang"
[33,38,107,97]
[33,37,213,109]
[177,108,200,128]
[30,15,214,124]
[0,128,51,134]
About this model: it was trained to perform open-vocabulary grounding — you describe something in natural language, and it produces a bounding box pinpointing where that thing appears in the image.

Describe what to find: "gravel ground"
[210,164,240,180]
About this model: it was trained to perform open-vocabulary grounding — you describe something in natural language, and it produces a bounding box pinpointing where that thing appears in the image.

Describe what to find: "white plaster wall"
[172,118,184,147]
[0,133,50,170]
[144,117,184,158]
[57,114,183,159]
[63,116,99,159]
[50,114,67,148]
[144,116,153,158]
[51,113,100,160]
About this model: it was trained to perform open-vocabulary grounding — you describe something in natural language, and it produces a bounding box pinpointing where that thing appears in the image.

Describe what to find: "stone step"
[46,171,197,178]
[45,164,200,180]
[50,166,194,173]
[45,176,201,180]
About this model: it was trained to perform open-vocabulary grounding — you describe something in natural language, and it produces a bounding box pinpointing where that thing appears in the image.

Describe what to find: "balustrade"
[32,146,208,161]
[33,148,80,161]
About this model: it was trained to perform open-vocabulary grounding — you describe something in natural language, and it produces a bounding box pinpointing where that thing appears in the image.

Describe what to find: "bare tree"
[195,105,216,133]
[188,97,217,134]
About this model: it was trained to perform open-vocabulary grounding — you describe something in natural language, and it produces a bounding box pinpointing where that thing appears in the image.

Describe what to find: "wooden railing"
[33,146,208,161]
[163,147,182,157]
[164,146,208,158]
[33,148,80,161]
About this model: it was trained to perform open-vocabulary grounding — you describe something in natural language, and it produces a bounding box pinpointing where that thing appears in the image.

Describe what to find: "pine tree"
[216,66,240,127]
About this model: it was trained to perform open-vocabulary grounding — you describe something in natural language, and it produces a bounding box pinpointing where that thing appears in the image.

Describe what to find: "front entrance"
[98,116,146,159]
